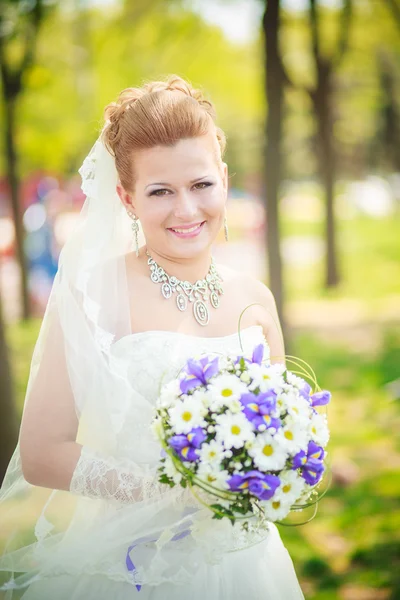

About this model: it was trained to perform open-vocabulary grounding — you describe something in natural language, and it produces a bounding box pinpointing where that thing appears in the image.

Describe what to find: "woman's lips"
[167,221,206,238]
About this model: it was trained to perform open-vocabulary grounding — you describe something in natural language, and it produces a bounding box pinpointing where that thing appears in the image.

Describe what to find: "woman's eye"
[150,189,170,197]
[194,182,212,190]
[149,182,212,196]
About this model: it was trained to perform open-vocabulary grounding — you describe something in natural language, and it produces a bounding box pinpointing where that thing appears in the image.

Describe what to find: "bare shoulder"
[216,263,279,332]
[216,263,277,308]
[217,265,285,362]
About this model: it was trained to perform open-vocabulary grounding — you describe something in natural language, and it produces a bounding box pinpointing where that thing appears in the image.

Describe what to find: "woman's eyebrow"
[145,176,211,190]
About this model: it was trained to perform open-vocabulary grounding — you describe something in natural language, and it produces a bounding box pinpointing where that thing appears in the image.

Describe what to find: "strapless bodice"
[110,324,269,405]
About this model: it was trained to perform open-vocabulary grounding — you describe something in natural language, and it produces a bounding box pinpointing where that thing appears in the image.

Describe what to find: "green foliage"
[0,0,263,184]
[2,1,399,183]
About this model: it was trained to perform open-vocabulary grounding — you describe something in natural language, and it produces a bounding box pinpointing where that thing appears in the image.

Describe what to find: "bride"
[0,75,305,599]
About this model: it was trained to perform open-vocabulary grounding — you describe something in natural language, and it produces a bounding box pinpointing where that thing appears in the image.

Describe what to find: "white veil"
[0,130,268,596]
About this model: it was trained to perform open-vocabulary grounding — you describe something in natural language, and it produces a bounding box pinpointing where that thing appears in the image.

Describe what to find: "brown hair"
[102,75,226,192]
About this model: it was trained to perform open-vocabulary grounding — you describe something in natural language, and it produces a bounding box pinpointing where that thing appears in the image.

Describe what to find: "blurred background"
[0,0,399,598]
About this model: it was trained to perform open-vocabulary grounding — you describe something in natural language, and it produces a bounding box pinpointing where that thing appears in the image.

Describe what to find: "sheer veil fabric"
[0,131,304,599]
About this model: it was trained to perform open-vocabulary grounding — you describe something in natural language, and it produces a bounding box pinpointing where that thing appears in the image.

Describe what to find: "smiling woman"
[103,80,228,272]
[0,75,304,600]
[117,134,227,262]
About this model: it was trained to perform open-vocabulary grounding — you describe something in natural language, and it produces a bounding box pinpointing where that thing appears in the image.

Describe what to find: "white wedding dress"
[17,325,305,600]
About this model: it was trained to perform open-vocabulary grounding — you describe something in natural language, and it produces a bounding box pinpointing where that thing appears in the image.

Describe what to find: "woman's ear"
[116,182,135,213]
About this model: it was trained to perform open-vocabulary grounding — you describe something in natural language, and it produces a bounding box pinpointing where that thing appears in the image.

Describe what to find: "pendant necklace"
[145,250,224,327]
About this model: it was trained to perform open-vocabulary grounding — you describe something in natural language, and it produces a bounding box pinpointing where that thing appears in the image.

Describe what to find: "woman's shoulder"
[216,262,276,305]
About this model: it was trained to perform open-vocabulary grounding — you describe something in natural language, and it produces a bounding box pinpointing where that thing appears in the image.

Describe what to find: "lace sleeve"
[69,446,147,504]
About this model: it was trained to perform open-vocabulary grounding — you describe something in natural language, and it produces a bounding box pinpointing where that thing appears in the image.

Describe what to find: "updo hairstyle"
[102,75,226,192]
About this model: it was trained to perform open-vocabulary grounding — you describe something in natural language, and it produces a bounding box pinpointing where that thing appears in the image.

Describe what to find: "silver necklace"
[145,250,224,326]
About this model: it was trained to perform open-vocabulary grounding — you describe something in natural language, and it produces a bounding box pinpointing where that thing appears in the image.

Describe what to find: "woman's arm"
[19,310,81,491]
[19,313,145,504]
[258,283,286,365]
[243,277,286,365]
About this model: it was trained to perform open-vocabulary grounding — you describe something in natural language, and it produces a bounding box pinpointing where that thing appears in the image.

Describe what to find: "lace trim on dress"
[70,446,145,504]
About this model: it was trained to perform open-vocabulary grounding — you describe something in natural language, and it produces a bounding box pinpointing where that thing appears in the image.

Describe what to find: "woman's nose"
[173,191,198,220]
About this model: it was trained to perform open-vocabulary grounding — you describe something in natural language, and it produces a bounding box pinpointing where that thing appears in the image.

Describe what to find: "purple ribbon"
[125,522,192,591]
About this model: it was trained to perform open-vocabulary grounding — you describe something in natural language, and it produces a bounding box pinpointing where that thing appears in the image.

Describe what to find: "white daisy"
[214,411,255,449]
[309,412,330,446]
[275,391,290,417]
[191,388,213,410]
[248,363,286,393]
[196,463,231,491]
[261,495,292,521]
[274,470,305,505]
[198,439,225,467]
[208,374,248,412]
[168,396,207,435]
[248,431,288,471]
[276,417,309,455]
[286,371,307,387]
[284,392,312,422]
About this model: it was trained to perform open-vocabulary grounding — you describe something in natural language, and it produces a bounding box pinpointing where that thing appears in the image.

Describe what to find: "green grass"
[280,328,400,600]
[282,213,400,302]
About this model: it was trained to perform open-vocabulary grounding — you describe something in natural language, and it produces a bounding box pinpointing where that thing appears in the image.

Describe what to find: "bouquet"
[151,340,331,531]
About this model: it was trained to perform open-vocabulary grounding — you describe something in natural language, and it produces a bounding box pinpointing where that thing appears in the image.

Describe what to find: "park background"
[0,0,399,598]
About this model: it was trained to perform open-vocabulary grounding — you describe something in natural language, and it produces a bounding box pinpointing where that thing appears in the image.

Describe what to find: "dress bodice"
[109,324,269,465]
[110,324,269,405]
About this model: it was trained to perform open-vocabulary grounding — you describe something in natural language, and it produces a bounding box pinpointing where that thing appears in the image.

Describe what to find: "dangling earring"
[127,209,140,257]
[224,212,229,242]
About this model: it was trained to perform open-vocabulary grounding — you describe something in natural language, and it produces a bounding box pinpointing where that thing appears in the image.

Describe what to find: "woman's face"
[117,132,228,259]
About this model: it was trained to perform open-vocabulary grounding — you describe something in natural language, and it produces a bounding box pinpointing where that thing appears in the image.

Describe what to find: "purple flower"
[310,390,331,408]
[258,390,277,412]
[234,343,267,369]
[168,427,206,462]
[251,343,265,365]
[240,391,279,431]
[256,415,281,432]
[168,434,189,452]
[228,470,280,501]
[180,356,219,394]
[307,440,325,461]
[292,440,325,485]
[292,450,308,469]
[301,460,325,485]
[187,427,207,449]
[299,381,312,401]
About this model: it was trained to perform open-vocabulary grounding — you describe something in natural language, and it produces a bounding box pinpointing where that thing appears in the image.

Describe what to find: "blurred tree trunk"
[375,51,400,171]
[309,57,339,287]
[386,0,400,28]
[0,293,18,485]
[262,0,288,343]
[307,0,352,288]
[0,0,47,320]
[270,0,353,290]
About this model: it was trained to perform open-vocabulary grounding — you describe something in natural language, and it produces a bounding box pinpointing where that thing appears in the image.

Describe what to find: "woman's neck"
[142,245,214,283]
